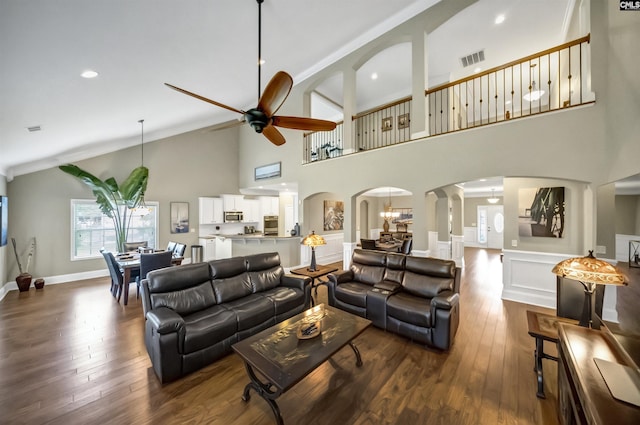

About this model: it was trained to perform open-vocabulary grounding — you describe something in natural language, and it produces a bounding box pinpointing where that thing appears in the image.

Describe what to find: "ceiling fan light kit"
[164,0,336,146]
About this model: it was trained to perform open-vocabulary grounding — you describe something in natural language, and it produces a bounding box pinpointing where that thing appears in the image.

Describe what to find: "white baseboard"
[0,269,110,301]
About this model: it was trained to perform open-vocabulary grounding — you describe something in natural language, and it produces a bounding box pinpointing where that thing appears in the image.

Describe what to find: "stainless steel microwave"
[224,211,243,223]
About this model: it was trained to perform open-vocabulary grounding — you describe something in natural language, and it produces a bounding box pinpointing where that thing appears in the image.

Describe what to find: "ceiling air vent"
[27,125,41,132]
[460,49,485,68]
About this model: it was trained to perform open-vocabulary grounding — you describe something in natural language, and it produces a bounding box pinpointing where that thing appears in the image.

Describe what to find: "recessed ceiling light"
[371,72,378,80]
[495,14,505,24]
[258,58,266,65]
[81,70,99,79]
[506,100,512,105]
[474,67,482,73]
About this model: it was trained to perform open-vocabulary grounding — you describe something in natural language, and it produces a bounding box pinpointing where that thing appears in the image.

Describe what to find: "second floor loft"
[303,35,593,164]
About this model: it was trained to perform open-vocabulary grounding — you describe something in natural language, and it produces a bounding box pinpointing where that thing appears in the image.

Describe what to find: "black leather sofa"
[327,249,460,350]
[140,252,312,383]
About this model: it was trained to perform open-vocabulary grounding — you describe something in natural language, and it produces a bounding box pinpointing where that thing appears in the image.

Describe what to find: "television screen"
[0,196,7,247]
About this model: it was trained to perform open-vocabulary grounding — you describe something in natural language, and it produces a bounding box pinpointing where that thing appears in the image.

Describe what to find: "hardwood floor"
[2,248,633,424]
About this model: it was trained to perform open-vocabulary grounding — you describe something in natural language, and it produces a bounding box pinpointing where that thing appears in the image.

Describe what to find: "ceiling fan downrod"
[257,0,264,103]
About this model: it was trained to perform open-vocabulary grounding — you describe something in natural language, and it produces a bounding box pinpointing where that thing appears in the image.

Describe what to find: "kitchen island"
[199,234,301,267]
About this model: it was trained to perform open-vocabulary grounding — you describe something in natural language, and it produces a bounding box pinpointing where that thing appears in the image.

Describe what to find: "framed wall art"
[518,187,565,238]
[170,202,189,234]
[381,117,393,132]
[398,113,410,129]
[323,200,344,231]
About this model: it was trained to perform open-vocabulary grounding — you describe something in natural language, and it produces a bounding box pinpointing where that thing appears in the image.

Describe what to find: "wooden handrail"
[351,95,412,120]
[425,34,590,95]
[303,120,344,137]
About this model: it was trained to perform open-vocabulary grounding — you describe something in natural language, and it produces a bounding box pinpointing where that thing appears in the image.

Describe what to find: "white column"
[342,67,357,154]
[411,28,428,138]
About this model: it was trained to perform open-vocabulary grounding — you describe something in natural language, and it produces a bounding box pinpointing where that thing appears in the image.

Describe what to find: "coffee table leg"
[241,362,284,425]
[348,342,363,367]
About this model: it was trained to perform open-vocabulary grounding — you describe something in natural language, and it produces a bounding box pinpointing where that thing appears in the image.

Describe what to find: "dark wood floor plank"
[2,248,638,424]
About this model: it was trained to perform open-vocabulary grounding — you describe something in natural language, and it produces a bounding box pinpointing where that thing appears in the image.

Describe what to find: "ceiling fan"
[165,0,337,146]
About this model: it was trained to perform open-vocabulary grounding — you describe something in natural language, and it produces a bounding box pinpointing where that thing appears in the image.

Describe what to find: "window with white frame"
[71,199,159,259]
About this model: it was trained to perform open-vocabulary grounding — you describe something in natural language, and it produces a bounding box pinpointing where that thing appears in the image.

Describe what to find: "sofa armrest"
[327,269,353,285]
[430,291,459,324]
[431,290,459,310]
[281,274,312,292]
[146,307,185,335]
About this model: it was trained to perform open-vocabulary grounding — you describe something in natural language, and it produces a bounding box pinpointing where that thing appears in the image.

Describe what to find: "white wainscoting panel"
[502,249,618,322]
[300,233,344,268]
[451,235,464,267]
[616,234,640,262]
[464,226,483,248]
[436,241,451,260]
[343,242,357,269]
[428,231,438,255]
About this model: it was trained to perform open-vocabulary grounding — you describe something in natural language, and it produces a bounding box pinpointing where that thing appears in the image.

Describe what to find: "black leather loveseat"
[327,249,460,350]
[140,252,312,383]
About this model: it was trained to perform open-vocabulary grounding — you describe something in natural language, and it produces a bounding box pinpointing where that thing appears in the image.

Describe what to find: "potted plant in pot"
[59,164,149,253]
[11,237,36,292]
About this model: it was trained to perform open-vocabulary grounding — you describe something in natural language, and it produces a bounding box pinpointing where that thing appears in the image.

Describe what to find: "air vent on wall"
[460,49,485,68]
[27,125,41,132]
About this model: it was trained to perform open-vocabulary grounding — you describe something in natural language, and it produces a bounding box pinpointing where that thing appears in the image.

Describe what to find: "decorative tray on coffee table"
[297,321,321,339]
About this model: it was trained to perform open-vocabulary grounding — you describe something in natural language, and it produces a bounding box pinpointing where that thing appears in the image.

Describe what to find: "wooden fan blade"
[257,71,293,117]
[165,83,245,115]
[272,116,337,131]
[262,125,286,146]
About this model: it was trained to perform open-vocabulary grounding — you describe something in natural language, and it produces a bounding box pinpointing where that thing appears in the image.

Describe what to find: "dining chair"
[123,241,148,252]
[102,251,124,301]
[137,250,174,299]
[166,241,177,253]
[400,238,413,255]
[360,239,377,250]
[173,243,186,257]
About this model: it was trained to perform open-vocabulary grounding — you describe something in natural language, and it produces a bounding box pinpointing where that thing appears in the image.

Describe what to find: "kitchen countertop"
[201,234,301,240]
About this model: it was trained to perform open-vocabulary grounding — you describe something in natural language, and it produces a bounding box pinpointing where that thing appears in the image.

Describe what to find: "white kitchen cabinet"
[199,197,223,224]
[244,199,260,223]
[200,236,231,261]
[259,196,280,216]
[200,237,216,261]
[222,194,244,212]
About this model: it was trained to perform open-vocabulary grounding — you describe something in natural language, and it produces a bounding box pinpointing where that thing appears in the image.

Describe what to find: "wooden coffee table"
[232,304,371,425]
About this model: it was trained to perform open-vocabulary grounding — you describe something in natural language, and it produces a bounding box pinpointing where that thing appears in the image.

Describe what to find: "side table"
[290,264,338,306]
[526,310,578,398]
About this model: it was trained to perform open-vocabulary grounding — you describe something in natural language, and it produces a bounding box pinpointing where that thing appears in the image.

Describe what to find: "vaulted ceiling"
[1,0,573,177]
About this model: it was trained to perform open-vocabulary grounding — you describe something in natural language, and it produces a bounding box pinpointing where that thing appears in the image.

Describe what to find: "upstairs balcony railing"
[427,34,592,135]
[302,34,592,164]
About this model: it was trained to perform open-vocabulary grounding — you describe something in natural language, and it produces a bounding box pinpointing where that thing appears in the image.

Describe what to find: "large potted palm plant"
[59,164,149,253]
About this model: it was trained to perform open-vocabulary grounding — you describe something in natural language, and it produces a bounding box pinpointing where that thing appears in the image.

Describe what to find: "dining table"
[375,240,402,252]
[115,251,183,305]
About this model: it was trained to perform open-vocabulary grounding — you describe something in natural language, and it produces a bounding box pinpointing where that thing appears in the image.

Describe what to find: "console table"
[557,323,640,425]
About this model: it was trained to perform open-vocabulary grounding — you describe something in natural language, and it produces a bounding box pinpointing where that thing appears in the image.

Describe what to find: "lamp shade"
[552,251,627,286]
[301,230,326,248]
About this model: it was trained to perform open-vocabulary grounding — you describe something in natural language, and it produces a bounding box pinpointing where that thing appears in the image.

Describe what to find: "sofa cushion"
[223,293,275,331]
[335,282,370,308]
[182,305,237,354]
[209,256,247,279]
[211,273,253,304]
[249,265,284,293]
[401,257,456,298]
[245,252,281,271]
[147,262,212,293]
[259,287,305,315]
[150,280,217,316]
[386,292,432,328]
